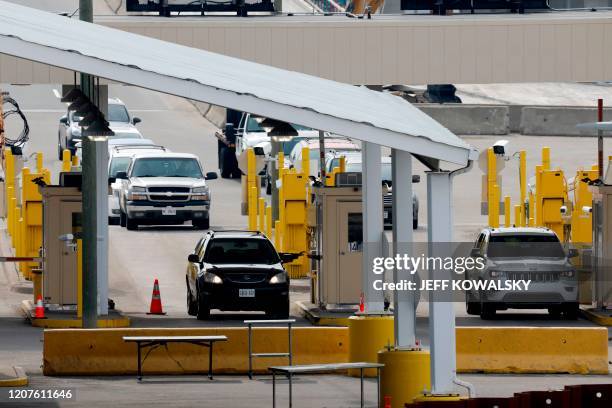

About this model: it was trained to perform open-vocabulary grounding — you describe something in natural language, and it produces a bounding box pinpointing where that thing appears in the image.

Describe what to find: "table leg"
[137,343,142,381]
[377,368,381,408]
[272,371,276,408]
[208,342,213,380]
[288,372,292,408]
[248,324,252,380]
[360,368,364,408]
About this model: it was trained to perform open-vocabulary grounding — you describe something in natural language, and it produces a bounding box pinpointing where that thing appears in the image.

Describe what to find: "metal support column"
[82,136,99,328]
[362,142,384,312]
[95,137,109,315]
[391,149,416,347]
[271,140,280,222]
[426,171,455,394]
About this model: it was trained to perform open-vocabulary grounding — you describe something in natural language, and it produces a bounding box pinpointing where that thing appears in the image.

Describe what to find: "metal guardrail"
[245,319,295,379]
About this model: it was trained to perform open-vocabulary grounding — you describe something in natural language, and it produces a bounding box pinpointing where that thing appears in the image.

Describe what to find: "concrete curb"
[0,366,28,387]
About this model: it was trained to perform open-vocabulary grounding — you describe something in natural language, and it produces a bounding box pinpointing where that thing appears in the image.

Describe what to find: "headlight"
[192,186,210,200]
[560,270,575,278]
[128,186,147,201]
[489,270,504,278]
[270,272,287,284]
[204,272,223,284]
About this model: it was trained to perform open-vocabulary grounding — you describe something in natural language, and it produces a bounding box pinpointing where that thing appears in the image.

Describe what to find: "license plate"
[383,211,389,218]
[239,288,255,298]
[161,206,176,216]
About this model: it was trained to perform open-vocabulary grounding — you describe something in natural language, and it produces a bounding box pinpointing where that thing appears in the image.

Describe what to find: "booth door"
[337,201,362,304]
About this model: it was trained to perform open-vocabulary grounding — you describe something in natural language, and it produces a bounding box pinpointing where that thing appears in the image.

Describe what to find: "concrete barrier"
[457,326,609,374]
[43,327,348,376]
[418,104,510,135]
[44,326,608,376]
[520,106,612,136]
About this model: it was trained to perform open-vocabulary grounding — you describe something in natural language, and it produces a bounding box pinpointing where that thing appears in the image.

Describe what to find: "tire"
[466,301,481,315]
[196,293,211,320]
[193,217,210,230]
[186,282,197,316]
[413,218,418,230]
[120,211,127,227]
[267,297,290,319]
[563,303,579,320]
[58,136,64,161]
[126,216,138,231]
[480,302,496,320]
[548,306,562,318]
[108,216,120,226]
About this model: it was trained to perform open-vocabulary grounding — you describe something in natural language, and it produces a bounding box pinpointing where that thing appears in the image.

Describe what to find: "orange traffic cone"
[147,279,166,315]
[359,292,365,313]
[34,295,45,319]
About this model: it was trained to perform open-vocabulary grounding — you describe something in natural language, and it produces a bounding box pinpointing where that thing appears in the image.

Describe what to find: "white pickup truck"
[115,152,218,230]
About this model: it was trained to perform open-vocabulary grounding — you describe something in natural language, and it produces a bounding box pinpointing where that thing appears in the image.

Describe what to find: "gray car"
[466,227,579,319]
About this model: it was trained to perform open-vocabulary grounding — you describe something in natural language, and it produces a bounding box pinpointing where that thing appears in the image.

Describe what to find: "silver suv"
[116,153,217,230]
[466,227,579,319]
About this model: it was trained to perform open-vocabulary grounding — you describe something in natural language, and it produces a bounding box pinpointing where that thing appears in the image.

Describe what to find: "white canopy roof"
[0,0,477,166]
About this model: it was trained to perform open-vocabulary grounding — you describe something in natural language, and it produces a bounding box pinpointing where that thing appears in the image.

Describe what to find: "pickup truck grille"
[224,273,268,284]
[147,186,190,202]
[383,194,392,205]
[507,271,560,282]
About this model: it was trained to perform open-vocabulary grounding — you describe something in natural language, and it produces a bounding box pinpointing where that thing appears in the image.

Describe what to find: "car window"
[246,116,264,133]
[108,104,130,123]
[131,158,203,178]
[487,234,565,258]
[109,157,131,178]
[204,238,280,265]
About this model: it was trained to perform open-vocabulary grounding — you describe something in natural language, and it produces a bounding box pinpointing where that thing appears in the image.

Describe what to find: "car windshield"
[282,137,307,155]
[246,116,310,134]
[131,158,203,178]
[109,157,131,178]
[204,238,280,265]
[108,104,130,123]
[487,234,565,258]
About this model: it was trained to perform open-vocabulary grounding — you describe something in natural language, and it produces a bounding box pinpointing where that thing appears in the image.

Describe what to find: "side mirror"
[279,252,301,263]
[132,117,141,125]
[60,116,68,125]
[469,248,482,258]
[412,175,421,183]
[108,177,116,185]
[205,172,218,180]
[115,171,128,180]
[567,248,579,258]
[187,254,200,263]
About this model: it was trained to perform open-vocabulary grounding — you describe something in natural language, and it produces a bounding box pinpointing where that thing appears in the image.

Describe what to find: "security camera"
[493,140,509,156]
[560,205,567,215]
[58,233,74,242]
[582,206,592,214]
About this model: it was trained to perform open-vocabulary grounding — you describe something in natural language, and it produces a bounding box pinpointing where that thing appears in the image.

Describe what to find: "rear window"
[204,238,280,265]
[487,234,565,258]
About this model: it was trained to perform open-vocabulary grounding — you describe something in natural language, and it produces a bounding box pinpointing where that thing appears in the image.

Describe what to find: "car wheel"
[58,137,64,161]
[466,301,481,315]
[480,302,496,320]
[186,282,197,316]
[108,216,120,226]
[196,293,211,320]
[120,211,127,228]
[548,306,562,318]
[193,217,210,230]
[563,303,579,320]
[413,218,418,230]
[267,297,290,319]
[126,216,138,231]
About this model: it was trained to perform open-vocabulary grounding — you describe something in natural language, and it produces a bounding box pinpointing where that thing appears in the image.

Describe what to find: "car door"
[187,237,206,292]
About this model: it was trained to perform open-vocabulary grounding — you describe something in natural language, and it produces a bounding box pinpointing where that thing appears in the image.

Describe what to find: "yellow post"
[519,150,526,226]
[266,206,272,239]
[514,205,521,228]
[6,186,14,236]
[13,205,20,255]
[9,196,17,242]
[274,220,281,249]
[36,152,43,173]
[62,149,72,172]
[278,184,284,251]
[248,186,257,231]
[487,148,498,227]
[542,146,550,170]
[534,165,543,225]
[77,239,83,319]
[72,155,79,167]
[302,147,310,204]
[504,196,511,227]
[339,156,346,173]
[491,184,500,228]
[278,152,284,177]
[258,197,265,232]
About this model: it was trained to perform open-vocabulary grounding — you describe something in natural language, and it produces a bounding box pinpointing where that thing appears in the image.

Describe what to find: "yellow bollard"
[13,205,21,256]
[542,146,550,170]
[71,155,79,167]
[274,220,281,249]
[490,184,500,228]
[36,152,43,173]
[258,197,265,233]
[514,205,521,228]
[504,196,511,227]
[534,165,543,225]
[61,149,71,172]
[378,349,431,408]
[348,315,394,377]
[519,150,526,226]
[248,186,257,231]
[487,148,498,227]
[278,184,284,251]
[6,186,14,236]
[266,206,272,239]
[9,197,17,242]
[528,190,535,226]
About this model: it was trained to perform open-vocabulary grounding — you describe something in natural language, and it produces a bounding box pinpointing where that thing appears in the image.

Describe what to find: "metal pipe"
[598,99,604,179]
[81,136,98,328]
